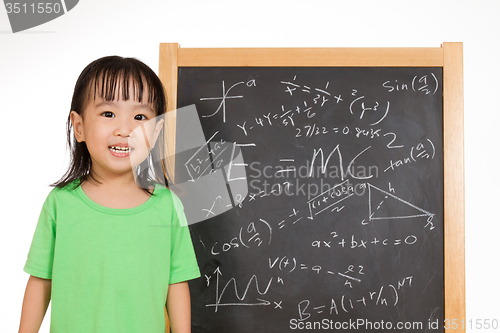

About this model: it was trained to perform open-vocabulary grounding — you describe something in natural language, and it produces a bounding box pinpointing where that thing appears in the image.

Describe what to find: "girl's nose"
[113,119,134,138]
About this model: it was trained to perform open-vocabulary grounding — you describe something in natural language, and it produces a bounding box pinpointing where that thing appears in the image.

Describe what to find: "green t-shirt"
[23,180,201,333]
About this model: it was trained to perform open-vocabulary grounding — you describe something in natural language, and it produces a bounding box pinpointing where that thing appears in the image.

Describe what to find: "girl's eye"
[134,114,147,121]
[102,111,115,118]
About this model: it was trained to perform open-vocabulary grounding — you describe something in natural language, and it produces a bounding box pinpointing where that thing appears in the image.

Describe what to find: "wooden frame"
[159,43,465,332]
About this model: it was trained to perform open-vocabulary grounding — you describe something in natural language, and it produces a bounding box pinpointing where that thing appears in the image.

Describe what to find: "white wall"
[1,0,498,331]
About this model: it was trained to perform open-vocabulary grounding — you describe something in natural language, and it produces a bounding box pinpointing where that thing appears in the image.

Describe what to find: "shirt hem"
[169,267,201,284]
[23,263,52,279]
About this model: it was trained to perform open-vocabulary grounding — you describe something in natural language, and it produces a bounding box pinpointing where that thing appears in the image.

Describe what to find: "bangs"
[76,56,166,115]
[90,69,156,108]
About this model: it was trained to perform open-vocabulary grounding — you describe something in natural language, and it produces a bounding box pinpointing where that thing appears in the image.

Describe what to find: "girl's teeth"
[110,146,131,153]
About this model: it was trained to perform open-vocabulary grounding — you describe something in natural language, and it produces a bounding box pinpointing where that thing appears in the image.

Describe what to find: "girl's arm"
[166,281,191,333]
[18,275,52,333]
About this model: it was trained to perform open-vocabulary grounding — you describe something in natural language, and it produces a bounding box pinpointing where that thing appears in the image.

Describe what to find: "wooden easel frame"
[159,43,465,332]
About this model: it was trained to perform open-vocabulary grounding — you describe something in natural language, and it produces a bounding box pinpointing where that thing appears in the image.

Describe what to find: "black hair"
[52,56,169,192]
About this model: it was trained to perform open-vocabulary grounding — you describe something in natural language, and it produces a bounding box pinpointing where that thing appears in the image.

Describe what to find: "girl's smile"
[109,144,133,157]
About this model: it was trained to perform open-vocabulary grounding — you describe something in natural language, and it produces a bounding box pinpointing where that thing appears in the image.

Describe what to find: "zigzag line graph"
[206,268,273,312]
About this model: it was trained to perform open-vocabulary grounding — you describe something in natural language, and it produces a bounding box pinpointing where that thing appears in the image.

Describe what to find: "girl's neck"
[81,171,152,209]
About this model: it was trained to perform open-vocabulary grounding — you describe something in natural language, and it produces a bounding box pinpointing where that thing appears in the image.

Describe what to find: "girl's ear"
[70,111,85,142]
[150,118,164,148]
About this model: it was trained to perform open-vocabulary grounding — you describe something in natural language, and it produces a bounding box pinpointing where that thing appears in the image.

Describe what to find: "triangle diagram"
[368,184,434,221]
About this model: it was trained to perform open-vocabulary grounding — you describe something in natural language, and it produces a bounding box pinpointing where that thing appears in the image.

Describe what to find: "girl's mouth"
[109,146,132,156]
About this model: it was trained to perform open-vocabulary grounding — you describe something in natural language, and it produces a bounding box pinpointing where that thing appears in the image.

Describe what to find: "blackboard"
[175,66,442,332]
[158,44,464,333]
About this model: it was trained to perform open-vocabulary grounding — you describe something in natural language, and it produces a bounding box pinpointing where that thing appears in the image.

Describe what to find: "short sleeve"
[169,195,200,284]
[23,199,56,279]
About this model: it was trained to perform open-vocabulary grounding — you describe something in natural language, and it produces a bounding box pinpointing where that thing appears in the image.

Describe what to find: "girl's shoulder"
[40,179,83,218]
[45,178,86,207]
[151,185,188,224]
[152,184,177,203]
[48,179,81,197]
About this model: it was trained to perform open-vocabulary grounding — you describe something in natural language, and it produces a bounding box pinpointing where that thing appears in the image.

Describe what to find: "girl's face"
[70,89,163,180]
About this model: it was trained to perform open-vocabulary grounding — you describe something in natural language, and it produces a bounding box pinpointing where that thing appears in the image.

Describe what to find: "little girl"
[18,56,200,333]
